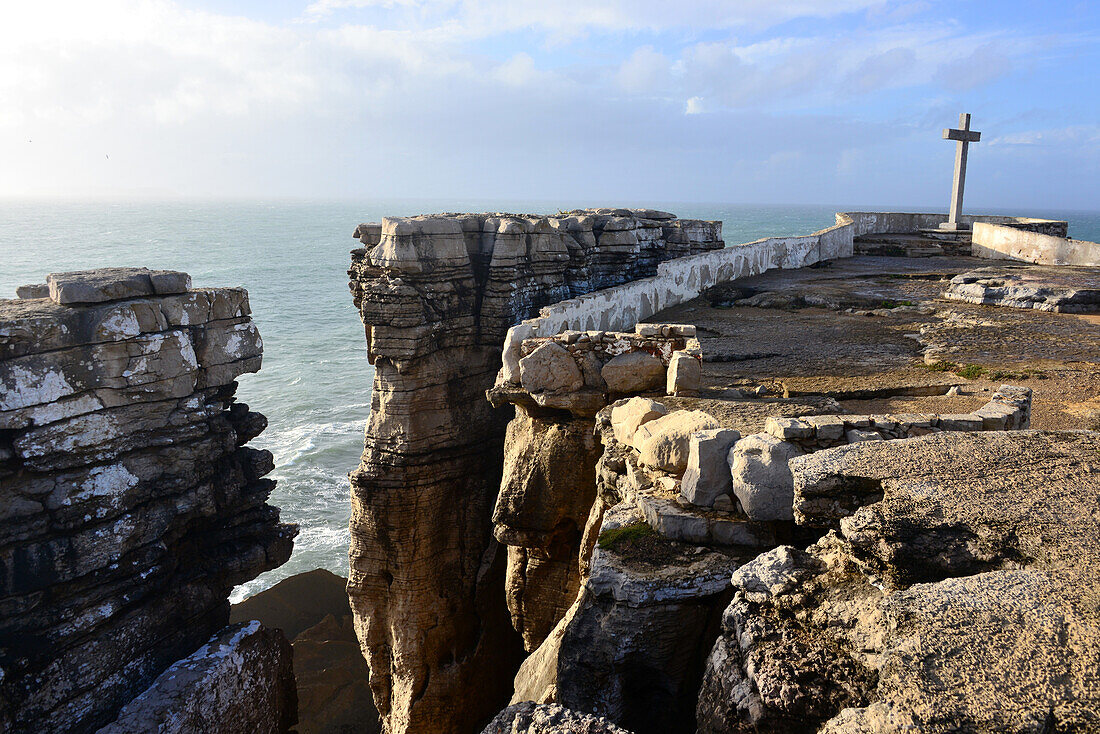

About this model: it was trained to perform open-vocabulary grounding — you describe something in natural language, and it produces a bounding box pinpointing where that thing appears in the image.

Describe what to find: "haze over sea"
[3,199,1098,601]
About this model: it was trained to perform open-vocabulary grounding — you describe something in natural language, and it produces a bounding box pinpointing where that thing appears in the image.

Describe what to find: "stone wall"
[498,218,855,383]
[346,210,723,734]
[0,268,296,733]
[971,221,1100,266]
[843,211,1068,238]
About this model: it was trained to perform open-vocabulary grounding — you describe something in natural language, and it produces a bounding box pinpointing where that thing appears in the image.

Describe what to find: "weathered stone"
[680,429,741,506]
[636,410,722,473]
[764,416,813,440]
[845,428,883,443]
[666,351,701,397]
[482,702,632,734]
[728,432,802,521]
[97,622,296,734]
[609,397,668,445]
[493,407,601,650]
[523,511,739,733]
[600,351,666,394]
[702,431,1100,732]
[15,283,49,299]
[520,342,584,394]
[47,267,191,305]
[712,494,734,512]
[0,272,294,734]
[348,210,723,734]
[230,569,381,734]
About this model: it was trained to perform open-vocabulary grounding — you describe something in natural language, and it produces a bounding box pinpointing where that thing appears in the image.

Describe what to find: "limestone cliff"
[346,210,722,734]
[0,268,296,733]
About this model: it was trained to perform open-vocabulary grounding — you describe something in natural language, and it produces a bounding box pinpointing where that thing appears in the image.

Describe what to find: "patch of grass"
[880,299,916,309]
[923,360,959,372]
[598,521,656,550]
[955,364,985,380]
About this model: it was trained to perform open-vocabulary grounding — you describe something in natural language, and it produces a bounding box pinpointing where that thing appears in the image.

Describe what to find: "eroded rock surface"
[346,210,722,734]
[0,269,295,733]
[483,702,632,734]
[698,430,1100,732]
[96,622,296,734]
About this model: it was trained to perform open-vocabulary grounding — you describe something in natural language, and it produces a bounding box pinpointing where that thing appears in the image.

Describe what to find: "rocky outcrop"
[482,702,632,734]
[945,264,1100,312]
[0,268,296,733]
[697,430,1100,732]
[346,210,722,733]
[230,569,380,734]
[487,325,706,651]
[97,621,296,734]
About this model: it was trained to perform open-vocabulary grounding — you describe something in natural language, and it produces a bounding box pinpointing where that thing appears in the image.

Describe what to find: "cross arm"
[944,128,981,142]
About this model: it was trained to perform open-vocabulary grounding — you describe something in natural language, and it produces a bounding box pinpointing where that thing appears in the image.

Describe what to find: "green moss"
[598,521,656,550]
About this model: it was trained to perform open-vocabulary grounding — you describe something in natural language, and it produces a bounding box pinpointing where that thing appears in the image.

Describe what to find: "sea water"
[2,199,1097,601]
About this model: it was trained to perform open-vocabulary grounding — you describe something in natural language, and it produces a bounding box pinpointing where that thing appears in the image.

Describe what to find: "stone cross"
[940,112,981,231]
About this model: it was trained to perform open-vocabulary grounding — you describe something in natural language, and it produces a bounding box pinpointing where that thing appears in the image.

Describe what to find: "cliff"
[0,268,297,733]
[346,210,723,733]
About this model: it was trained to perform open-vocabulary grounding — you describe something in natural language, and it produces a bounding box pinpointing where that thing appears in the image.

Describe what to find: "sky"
[1,0,1097,209]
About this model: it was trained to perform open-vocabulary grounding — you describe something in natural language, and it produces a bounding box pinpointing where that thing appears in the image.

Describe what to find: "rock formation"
[482,701,632,734]
[697,430,1100,731]
[0,268,296,733]
[97,621,296,734]
[346,211,722,733]
[230,569,381,734]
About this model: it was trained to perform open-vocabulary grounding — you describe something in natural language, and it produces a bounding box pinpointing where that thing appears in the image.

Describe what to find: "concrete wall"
[501,215,857,382]
[972,222,1100,266]
[843,212,1068,238]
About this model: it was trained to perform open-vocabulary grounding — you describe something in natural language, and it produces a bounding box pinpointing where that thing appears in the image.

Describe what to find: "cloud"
[616,46,672,94]
[0,0,1093,208]
[935,42,1013,91]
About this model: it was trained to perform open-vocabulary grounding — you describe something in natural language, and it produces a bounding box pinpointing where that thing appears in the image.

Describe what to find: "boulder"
[680,429,741,506]
[519,342,584,394]
[97,622,297,734]
[636,410,722,473]
[609,397,668,445]
[666,351,701,397]
[47,267,191,305]
[600,351,665,394]
[728,433,802,520]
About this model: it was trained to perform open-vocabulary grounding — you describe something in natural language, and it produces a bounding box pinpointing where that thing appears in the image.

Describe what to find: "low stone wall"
[500,216,856,383]
[498,211,1074,380]
[766,385,1032,451]
[0,268,296,733]
[844,211,1068,238]
[971,222,1100,266]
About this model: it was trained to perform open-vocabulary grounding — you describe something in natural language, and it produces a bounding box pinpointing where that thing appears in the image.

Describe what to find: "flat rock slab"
[47,267,191,305]
[945,264,1100,312]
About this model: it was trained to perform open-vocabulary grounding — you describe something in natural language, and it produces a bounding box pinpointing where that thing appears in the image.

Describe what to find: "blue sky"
[1,0,1097,209]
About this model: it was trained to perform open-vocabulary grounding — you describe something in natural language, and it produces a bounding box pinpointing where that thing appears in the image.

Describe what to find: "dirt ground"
[652,255,1100,431]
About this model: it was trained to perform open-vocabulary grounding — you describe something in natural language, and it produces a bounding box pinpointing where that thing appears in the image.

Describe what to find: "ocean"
[2,199,1097,602]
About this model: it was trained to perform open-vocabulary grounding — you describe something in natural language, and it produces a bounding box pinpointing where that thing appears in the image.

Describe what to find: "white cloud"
[685,96,706,115]
[616,46,672,94]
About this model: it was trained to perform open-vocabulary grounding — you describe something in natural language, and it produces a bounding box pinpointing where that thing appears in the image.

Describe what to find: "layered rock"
[0,268,296,733]
[347,211,722,733]
[697,430,1100,732]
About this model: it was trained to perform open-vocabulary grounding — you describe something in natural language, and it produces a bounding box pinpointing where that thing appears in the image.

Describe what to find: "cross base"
[938,221,970,231]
